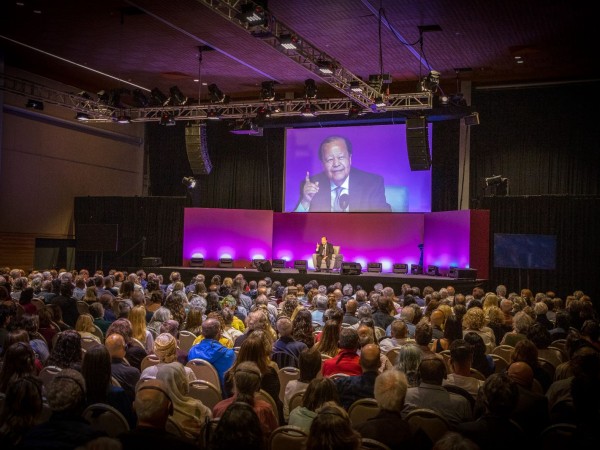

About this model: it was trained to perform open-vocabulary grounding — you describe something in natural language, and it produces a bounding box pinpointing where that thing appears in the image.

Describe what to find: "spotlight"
[485,175,503,187]
[97,90,110,103]
[190,256,204,267]
[372,96,387,111]
[219,257,234,268]
[294,260,307,274]
[392,263,408,274]
[316,60,334,74]
[367,262,382,273]
[159,112,176,126]
[256,106,272,120]
[272,259,286,269]
[485,174,508,196]
[206,109,221,120]
[116,114,131,124]
[419,70,441,93]
[304,79,317,99]
[132,89,149,107]
[237,3,267,26]
[260,81,276,101]
[230,118,261,135]
[150,88,169,106]
[182,176,197,189]
[464,112,480,126]
[76,112,91,121]
[26,99,44,110]
[208,84,229,103]
[300,103,317,117]
[169,86,188,105]
[349,81,363,93]
[77,91,92,99]
[279,34,299,50]
[347,103,365,119]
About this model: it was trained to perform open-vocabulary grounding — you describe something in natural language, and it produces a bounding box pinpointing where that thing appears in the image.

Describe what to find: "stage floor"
[140,266,488,296]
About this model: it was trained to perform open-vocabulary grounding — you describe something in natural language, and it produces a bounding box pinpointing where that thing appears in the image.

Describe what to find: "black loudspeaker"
[406,117,431,171]
[410,264,423,275]
[77,224,119,252]
[185,122,212,175]
[190,257,204,267]
[142,257,162,267]
[294,260,307,274]
[427,265,440,276]
[367,262,382,273]
[256,260,272,272]
[341,262,362,275]
[449,268,477,280]
[392,263,408,274]
[272,259,286,269]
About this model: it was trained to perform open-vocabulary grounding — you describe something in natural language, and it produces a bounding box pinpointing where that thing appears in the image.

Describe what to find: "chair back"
[178,330,197,354]
[374,327,386,341]
[272,351,299,370]
[348,398,380,427]
[186,358,221,393]
[91,324,104,343]
[360,438,392,450]
[443,384,475,412]
[384,347,402,366]
[539,348,564,367]
[540,423,577,450]
[329,372,349,381]
[550,339,567,358]
[38,365,62,389]
[31,298,46,311]
[76,301,90,315]
[469,367,486,381]
[129,337,146,349]
[439,350,452,374]
[269,425,308,450]
[140,354,161,372]
[188,379,222,410]
[288,389,306,413]
[80,335,102,352]
[82,403,130,437]
[547,345,568,364]
[492,344,515,362]
[111,376,122,387]
[490,353,509,373]
[199,418,220,449]
[277,366,300,401]
[538,357,556,379]
[256,389,279,426]
[405,408,450,444]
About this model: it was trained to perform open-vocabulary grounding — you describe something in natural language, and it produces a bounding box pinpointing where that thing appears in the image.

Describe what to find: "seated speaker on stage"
[312,236,342,272]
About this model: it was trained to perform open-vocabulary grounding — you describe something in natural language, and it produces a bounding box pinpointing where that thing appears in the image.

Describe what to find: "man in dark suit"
[295,135,391,212]
[315,236,334,272]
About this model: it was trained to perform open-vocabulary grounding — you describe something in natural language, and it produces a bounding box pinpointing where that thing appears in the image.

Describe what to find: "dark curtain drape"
[431,120,460,211]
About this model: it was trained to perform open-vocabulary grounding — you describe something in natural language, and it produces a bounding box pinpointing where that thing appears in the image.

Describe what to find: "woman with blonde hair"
[462,307,496,353]
[129,305,154,353]
[75,314,102,344]
[82,286,98,305]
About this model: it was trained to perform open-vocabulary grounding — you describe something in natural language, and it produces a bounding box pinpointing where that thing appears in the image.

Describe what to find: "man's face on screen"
[321,139,351,185]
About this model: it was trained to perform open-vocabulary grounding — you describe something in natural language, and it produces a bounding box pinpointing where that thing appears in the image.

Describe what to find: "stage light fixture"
[237,3,267,26]
[260,81,276,101]
[206,109,221,120]
[341,262,362,275]
[159,112,176,126]
[419,70,441,93]
[392,263,408,274]
[26,99,44,110]
[294,260,307,274]
[208,84,229,103]
[116,114,131,124]
[230,118,262,135]
[427,265,440,276]
[300,103,318,117]
[347,103,365,119]
[304,79,317,99]
[485,175,503,187]
[77,91,92,99]
[76,112,91,121]
[150,88,169,106]
[349,80,363,93]
[190,257,204,267]
[367,262,382,273]
[316,60,334,74]
[485,174,509,196]
[182,176,197,189]
[464,112,480,126]
[169,85,189,105]
[256,106,272,121]
[272,259,286,269]
[219,257,234,268]
[410,264,423,275]
[131,89,149,107]
[279,34,299,50]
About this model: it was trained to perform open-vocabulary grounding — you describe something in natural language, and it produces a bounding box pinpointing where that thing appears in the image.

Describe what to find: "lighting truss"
[0,74,432,123]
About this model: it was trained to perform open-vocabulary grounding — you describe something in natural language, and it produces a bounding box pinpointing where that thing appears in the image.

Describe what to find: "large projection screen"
[284,124,432,213]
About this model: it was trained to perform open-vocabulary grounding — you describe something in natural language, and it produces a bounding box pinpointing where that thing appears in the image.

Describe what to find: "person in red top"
[322,327,362,377]
[212,361,278,440]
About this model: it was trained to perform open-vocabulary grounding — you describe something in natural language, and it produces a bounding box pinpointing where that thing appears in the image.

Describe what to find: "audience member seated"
[106,318,147,371]
[20,369,105,449]
[20,314,50,365]
[395,343,423,387]
[213,361,278,438]
[129,305,154,354]
[404,355,473,425]
[140,333,196,382]
[311,294,328,326]
[510,339,552,393]
[462,307,495,354]
[50,282,80,328]
[187,318,236,392]
[463,332,495,378]
[313,319,341,359]
[288,377,340,432]
[46,329,83,371]
[159,319,189,365]
[334,343,380,410]
[0,375,44,447]
[155,362,212,441]
[342,299,359,326]
[379,319,415,353]
[500,311,533,347]
[283,347,322,421]
[272,316,308,366]
[443,339,484,398]
[118,379,197,449]
[208,401,265,450]
[457,373,526,450]
[305,403,361,450]
[322,327,361,378]
[105,333,140,401]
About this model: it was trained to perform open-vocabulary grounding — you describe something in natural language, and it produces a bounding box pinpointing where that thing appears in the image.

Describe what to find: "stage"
[141,265,487,296]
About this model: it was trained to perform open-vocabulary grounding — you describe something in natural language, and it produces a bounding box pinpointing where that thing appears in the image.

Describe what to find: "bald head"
[360,343,381,372]
[430,309,445,327]
[202,318,221,340]
[507,362,534,388]
[105,333,126,358]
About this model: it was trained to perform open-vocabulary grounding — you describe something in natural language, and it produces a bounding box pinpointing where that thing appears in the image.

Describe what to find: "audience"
[283,347,322,421]
[305,403,361,450]
[321,327,361,377]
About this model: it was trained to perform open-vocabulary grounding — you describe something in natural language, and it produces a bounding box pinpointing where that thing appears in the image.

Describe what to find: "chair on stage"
[312,246,343,272]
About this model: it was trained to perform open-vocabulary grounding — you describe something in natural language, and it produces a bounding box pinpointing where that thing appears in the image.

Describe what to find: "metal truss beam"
[1,74,431,123]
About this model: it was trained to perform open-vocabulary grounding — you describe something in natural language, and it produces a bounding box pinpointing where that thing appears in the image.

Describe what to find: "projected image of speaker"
[367,262,382,273]
[341,262,362,275]
[406,117,431,171]
[410,264,423,275]
[392,263,408,274]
